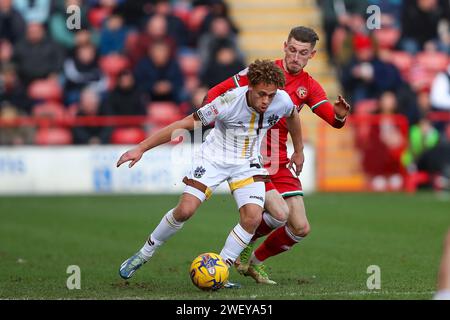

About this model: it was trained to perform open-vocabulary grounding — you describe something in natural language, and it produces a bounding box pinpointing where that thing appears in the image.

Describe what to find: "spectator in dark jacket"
[107,70,146,116]
[134,39,184,103]
[200,39,246,88]
[153,0,190,49]
[63,42,107,104]
[0,64,31,114]
[400,0,450,54]
[72,88,113,145]
[99,13,129,55]
[0,0,26,43]
[341,34,403,104]
[13,23,64,85]
[317,0,368,61]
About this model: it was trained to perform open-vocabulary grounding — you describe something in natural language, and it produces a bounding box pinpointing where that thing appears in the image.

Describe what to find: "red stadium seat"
[28,79,62,102]
[373,28,400,49]
[32,102,66,121]
[415,52,449,73]
[35,127,72,145]
[110,127,147,145]
[178,54,200,77]
[147,102,183,125]
[99,54,130,77]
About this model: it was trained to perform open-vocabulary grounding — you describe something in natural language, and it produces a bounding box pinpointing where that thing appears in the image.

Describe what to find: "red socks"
[254,226,298,262]
[251,218,273,242]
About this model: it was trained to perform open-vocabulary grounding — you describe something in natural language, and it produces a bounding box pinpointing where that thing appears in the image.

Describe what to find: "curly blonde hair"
[247,59,285,89]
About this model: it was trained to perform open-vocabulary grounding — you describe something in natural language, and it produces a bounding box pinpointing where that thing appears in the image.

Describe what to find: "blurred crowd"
[318,0,450,191]
[1,0,450,190]
[0,0,245,145]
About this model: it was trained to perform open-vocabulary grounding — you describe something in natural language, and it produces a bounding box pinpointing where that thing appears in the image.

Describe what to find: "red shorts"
[265,166,303,198]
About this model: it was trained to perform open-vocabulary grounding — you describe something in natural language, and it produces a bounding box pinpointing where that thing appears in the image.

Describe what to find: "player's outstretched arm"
[312,94,351,129]
[334,95,351,121]
[116,114,198,168]
[286,109,304,176]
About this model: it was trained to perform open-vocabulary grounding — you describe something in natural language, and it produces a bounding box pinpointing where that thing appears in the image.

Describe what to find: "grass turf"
[0,192,449,300]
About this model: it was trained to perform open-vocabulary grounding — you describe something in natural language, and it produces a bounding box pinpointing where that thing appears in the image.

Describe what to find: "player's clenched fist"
[116,146,144,168]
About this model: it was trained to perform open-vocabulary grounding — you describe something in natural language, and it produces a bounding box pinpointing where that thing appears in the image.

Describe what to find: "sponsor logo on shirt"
[211,105,219,115]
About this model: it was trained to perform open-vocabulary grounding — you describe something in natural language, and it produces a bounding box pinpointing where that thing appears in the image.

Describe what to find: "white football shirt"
[196,86,295,165]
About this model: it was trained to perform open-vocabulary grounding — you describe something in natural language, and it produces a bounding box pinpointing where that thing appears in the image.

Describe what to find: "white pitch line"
[215,290,436,299]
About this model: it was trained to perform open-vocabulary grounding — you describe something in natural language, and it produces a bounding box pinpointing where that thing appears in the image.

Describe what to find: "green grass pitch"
[1,192,449,300]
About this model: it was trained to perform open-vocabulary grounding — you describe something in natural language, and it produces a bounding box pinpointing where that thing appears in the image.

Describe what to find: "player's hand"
[288,150,304,176]
[334,95,351,120]
[116,146,144,168]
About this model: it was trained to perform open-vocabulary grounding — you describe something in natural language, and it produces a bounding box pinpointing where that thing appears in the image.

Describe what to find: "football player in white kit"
[117,60,304,281]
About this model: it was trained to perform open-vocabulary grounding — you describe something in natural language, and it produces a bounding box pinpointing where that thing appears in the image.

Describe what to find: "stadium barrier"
[2,112,449,194]
[0,145,315,195]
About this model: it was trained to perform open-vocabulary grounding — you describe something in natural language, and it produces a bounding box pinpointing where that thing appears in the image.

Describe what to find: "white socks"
[139,209,184,260]
[220,224,254,267]
[285,225,304,243]
[262,211,285,229]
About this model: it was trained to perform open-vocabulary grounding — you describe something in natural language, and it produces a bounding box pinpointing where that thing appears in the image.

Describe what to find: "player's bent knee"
[240,205,263,233]
[267,202,289,223]
[289,221,311,237]
[173,203,197,222]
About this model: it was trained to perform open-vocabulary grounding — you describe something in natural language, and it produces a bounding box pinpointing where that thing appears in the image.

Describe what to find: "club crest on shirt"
[268,114,280,126]
[194,166,206,179]
[297,86,308,99]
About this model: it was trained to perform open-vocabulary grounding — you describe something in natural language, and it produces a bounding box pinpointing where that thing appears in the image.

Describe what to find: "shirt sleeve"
[307,77,345,128]
[195,96,228,126]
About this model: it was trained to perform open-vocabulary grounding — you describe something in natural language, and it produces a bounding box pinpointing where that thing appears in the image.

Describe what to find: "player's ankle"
[250,253,263,265]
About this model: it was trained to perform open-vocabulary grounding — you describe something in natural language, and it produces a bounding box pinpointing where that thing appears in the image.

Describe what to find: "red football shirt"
[204,59,345,169]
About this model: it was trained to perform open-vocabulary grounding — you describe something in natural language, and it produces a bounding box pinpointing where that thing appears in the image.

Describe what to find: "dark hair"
[288,26,319,47]
[247,59,285,88]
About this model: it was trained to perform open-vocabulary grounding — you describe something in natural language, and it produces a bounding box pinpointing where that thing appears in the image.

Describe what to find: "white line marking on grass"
[216,290,435,299]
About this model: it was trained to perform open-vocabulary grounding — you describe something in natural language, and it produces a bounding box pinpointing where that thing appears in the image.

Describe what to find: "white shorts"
[183,156,268,209]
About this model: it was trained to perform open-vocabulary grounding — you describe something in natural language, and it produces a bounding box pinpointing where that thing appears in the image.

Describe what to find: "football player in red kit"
[203,26,351,284]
